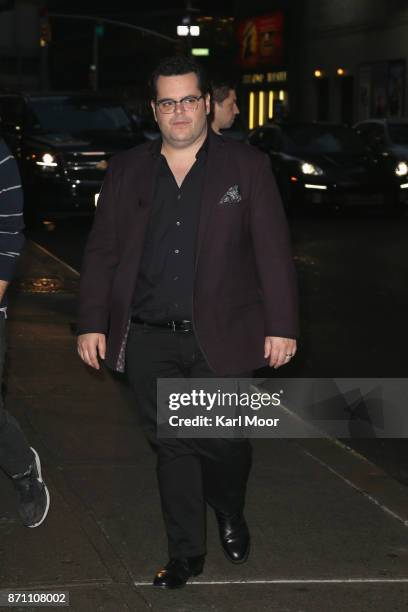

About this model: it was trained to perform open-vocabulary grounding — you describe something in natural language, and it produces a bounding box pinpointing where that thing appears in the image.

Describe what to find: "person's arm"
[249,152,299,368]
[0,280,9,303]
[0,140,25,296]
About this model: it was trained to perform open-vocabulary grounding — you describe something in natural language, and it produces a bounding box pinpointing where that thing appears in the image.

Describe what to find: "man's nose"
[234,104,240,115]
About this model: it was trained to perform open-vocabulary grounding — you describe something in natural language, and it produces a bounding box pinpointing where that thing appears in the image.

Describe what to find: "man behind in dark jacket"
[210,77,240,135]
[0,137,50,528]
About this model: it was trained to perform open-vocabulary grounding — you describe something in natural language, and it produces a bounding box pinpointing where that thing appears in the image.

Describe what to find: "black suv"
[0,92,144,219]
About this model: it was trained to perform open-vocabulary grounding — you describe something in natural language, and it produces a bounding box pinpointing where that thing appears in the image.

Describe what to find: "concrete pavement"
[0,241,407,611]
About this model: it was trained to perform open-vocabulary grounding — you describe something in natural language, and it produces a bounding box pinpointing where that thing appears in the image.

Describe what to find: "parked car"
[248,121,408,215]
[354,118,408,161]
[0,92,144,220]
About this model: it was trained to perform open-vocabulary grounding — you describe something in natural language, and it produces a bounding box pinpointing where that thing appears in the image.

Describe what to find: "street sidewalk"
[0,241,407,612]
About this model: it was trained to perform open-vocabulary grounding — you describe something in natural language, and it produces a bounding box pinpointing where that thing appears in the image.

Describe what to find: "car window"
[356,123,385,146]
[249,128,279,151]
[27,97,132,133]
[248,129,263,146]
[281,125,368,155]
[262,129,280,151]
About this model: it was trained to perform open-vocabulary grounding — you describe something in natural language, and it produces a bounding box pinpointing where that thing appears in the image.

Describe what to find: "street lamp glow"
[177,25,189,36]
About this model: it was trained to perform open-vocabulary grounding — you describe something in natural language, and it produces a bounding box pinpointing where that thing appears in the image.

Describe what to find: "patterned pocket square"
[219,185,242,204]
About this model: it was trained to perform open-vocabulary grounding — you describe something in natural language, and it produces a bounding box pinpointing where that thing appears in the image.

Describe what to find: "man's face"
[151,72,210,148]
[215,89,240,130]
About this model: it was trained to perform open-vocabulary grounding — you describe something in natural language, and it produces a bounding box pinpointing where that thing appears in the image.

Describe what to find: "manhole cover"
[18,277,68,293]
[293,255,318,266]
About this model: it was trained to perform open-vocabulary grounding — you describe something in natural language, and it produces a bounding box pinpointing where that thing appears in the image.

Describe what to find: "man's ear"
[151,100,158,123]
[205,93,211,116]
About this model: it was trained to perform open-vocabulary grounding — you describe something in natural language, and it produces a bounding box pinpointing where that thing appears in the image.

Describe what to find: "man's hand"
[0,280,9,304]
[77,333,106,370]
[264,336,297,369]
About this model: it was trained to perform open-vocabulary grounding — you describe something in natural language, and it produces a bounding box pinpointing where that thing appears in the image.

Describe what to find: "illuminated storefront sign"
[242,71,287,85]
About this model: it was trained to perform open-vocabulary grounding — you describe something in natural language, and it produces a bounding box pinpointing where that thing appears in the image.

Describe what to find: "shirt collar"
[150,131,209,161]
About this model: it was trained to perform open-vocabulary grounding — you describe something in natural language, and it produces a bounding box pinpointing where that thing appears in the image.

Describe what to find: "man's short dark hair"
[149,56,210,101]
[210,78,236,105]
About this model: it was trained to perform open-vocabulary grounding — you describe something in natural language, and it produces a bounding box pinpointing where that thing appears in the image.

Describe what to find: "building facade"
[299,0,408,125]
[234,0,408,128]
[0,0,41,91]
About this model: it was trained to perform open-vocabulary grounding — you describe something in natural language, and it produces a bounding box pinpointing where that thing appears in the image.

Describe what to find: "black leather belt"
[131,315,193,332]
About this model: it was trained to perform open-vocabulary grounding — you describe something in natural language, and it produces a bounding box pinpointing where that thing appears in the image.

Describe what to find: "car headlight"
[300,161,323,176]
[395,161,408,177]
[35,152,58,167]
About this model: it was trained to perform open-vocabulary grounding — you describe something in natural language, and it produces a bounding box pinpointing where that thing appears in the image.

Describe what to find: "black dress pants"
[125,322,252,558]
[0,317,33,477]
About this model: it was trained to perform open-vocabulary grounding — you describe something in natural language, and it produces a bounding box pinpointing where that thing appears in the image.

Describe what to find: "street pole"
[91,24,98,91]
[49,14,177,90]
[39,10,51,91]
[40,43,49,91]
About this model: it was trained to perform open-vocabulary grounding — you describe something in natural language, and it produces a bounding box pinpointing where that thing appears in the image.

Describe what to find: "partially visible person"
[0,137,50,528]
[210,78,240,134]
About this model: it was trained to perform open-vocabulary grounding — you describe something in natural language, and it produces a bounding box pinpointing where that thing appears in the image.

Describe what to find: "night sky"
[44,1,240,93]
[46,1,237,23]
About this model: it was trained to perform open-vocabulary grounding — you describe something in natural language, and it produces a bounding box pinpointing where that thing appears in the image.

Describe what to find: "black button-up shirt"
[132,136,208,322]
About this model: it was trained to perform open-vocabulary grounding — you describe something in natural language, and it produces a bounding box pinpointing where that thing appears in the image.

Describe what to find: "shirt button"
[176,221,181,226]
[174,249,180,254]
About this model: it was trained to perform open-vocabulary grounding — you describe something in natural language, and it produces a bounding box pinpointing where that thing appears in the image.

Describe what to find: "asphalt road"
[26,208,408,485]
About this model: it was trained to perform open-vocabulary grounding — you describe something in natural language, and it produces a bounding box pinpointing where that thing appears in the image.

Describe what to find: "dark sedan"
[0,93,144,220]
[248,122,408,215]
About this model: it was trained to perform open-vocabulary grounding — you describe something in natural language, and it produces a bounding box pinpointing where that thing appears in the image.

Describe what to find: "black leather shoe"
[153,555,205,589]
[215,510,250,564]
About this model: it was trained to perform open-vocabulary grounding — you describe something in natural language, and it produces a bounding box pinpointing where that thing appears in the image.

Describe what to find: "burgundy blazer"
[77,130,299,375]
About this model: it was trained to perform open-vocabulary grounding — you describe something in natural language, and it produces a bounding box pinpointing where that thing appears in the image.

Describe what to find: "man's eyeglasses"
[156,95,204,114]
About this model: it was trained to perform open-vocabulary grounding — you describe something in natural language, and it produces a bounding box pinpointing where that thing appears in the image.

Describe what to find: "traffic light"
[39,7,51,47]
[95,24,105,37]
[40,18,51,47]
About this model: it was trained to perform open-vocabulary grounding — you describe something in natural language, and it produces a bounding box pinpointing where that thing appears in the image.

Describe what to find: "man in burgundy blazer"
[77,56,298,589]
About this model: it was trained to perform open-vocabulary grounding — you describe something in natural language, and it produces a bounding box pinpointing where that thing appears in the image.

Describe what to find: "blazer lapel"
[195,131,228,266]
[135,139,161,208]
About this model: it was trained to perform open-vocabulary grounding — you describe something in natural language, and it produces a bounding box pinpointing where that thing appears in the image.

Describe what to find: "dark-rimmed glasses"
[156,95,204,114]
